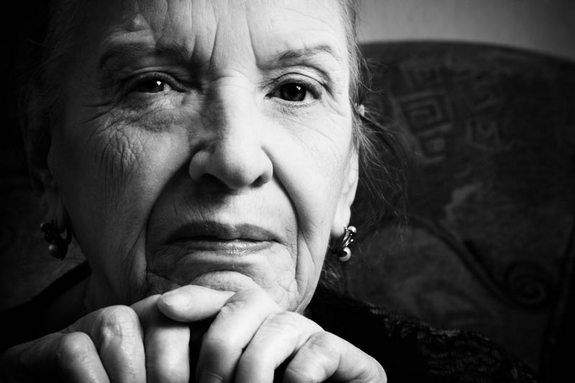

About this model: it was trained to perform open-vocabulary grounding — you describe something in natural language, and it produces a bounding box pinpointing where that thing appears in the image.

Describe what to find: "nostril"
[194,173,234,195]
[253,165,273,187]
[188,140,273,190]
[253,175,267,187]
[201,173,227,188]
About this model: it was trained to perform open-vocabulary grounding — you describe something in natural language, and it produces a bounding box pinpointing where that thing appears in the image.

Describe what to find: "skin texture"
[0,0,387,381]
[50,0,358,312]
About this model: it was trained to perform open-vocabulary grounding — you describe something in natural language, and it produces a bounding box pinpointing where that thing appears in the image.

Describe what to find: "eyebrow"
[98,42,193,70]
[98,41,343,78]
[261,44,343,69]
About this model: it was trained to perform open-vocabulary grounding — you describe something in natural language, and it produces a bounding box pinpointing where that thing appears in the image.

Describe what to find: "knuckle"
[57,332,94,365]
[95,305,140,342]
[217,297,244,318]
[284,364,321,383]
[283,332,338,383]
[98,305,139,324]
[238,344,272,371]
[265,311,302,332]
[306,331,338,353]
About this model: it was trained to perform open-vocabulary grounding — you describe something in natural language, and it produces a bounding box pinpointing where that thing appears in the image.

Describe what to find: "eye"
[270,81,319,103]
[124,72,186,96]
[279,83,308,102]
[132,78,173,94]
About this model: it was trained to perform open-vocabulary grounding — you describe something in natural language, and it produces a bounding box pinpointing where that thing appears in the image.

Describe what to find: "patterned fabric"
[311,287,538,383]
[346,42,575,379]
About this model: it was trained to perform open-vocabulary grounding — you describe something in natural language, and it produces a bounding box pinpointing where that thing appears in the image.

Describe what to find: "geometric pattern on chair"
[346,42,575,381]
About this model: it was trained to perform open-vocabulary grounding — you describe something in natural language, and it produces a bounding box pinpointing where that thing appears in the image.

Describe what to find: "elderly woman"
[1,0,536,382]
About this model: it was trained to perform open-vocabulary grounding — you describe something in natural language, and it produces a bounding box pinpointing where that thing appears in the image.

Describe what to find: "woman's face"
[46,0,357,312]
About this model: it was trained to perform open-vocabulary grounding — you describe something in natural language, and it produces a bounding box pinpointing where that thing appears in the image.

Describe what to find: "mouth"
[167,221,279,254]
[148,220,291,292]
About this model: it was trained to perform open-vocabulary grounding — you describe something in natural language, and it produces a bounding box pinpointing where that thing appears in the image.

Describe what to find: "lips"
[163,221,281,257]
[148,220,289,290]
[168,221,279,243]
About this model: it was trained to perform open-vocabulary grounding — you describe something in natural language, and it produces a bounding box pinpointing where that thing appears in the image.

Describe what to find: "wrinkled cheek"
[290,139,351,310]
[58,114,175,301]
[97,126,144,210]
[272,151,343,311]
[85,126,154,300]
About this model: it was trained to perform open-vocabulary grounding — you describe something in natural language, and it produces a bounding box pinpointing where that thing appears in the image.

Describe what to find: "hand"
[159,286,387,382]
[0,288,232,383]
[0,286,387,382]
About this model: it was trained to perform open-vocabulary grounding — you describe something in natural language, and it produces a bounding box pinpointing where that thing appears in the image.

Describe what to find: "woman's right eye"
[124,73,183,95]
[133,79,173,94]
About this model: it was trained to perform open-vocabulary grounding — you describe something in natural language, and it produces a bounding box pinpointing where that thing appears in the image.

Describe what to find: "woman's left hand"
[153,286,386,383]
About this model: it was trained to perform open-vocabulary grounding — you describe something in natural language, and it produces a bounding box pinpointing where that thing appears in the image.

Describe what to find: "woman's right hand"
[0,287,233,383]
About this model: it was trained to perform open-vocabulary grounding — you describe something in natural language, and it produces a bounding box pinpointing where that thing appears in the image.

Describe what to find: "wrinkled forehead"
[77,0,349,72]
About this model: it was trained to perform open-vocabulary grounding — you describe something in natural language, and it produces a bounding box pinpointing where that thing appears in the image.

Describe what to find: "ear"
[23,89,67,229]
[331,148,359,239]
[38,160,67,230]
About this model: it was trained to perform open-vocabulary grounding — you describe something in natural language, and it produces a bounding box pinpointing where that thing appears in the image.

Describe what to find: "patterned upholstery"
[346,42,575,381]
[1,41,573,381]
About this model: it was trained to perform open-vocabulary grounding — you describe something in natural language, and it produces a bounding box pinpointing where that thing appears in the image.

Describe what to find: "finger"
[1,332,109,383]
[197,288,281,383]
[157,285,234,322]
[133,295,191,383]
[69,305,146,383]
[282,332,387,383]
[234,311,322,383]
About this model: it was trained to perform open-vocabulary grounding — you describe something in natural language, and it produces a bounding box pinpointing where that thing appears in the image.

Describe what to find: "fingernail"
[199,371,224,383]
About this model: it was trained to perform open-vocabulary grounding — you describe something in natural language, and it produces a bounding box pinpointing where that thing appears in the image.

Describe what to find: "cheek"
[51,106,191,299]
[275,111,352,229]
[267,111,353,301]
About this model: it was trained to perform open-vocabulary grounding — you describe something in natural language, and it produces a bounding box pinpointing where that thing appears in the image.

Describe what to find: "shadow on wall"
[345,41,575,383]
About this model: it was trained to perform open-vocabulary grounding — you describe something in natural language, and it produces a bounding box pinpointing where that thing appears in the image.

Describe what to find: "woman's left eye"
[271,82,318,103]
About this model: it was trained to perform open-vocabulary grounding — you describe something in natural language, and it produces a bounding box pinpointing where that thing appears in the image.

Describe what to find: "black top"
[1,263,538,382]
[310,287,537,382]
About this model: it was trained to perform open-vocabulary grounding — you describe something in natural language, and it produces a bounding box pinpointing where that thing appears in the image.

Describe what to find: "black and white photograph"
[1,1,573,382]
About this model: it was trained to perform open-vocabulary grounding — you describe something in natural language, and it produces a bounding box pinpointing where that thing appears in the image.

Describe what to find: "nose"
[188,84,273,190]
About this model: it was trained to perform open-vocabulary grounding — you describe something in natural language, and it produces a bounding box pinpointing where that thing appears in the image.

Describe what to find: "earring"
[333,225,357,263]
[40,220,72,260]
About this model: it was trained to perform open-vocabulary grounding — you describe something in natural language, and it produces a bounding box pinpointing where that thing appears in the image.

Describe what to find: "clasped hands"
[1,286,386,382]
